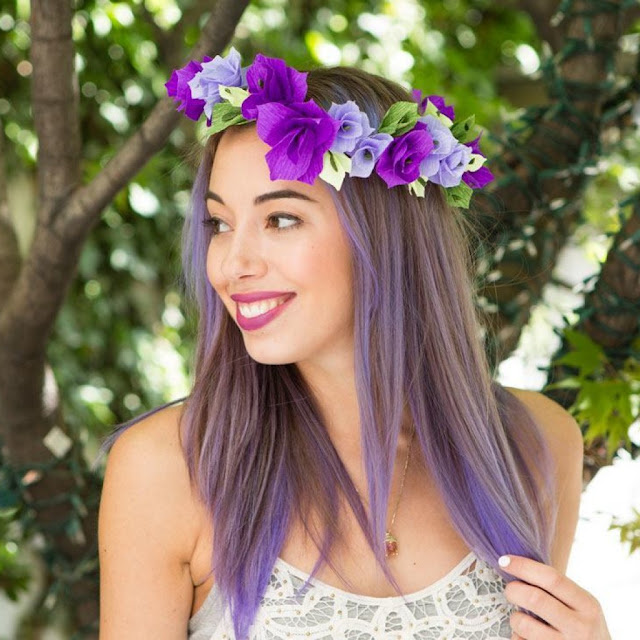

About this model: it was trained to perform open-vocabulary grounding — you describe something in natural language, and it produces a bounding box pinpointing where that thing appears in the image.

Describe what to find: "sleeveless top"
[188,551,515,639]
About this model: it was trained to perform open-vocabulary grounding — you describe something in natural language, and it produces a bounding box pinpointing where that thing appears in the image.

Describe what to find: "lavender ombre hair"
[99,66,556,639]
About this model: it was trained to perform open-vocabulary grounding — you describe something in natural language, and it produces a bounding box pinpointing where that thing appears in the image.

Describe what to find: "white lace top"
[188,551,515,639]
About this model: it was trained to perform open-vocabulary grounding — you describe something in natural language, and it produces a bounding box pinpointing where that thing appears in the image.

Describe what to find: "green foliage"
[0,454,31,602]
[545,329,640,457]
[609,508,640,555]
[0,508,31,601]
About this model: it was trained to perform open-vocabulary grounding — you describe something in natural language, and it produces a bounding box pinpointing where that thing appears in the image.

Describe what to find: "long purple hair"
[100,66,556,639]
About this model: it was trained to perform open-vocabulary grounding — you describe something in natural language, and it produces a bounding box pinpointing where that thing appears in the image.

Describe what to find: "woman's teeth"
[238,295,289,318]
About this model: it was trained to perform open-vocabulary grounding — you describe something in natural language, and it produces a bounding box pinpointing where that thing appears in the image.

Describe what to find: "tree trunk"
[0,0,250,635]
[477,0,636,368]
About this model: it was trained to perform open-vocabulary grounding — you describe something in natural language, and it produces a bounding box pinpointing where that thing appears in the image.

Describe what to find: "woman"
[98,49,611,639]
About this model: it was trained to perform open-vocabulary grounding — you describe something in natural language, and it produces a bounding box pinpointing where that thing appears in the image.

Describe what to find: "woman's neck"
[297,360,414,456]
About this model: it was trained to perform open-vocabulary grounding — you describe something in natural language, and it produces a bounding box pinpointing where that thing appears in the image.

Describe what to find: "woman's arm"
[503,387,609,639]
[505,387,584,572]
[98,405,199,639]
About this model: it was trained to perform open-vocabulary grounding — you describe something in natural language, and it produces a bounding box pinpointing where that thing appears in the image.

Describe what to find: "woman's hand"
[498,554,611,640]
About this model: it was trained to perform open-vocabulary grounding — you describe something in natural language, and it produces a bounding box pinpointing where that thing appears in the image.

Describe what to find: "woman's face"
[205,126,355,370]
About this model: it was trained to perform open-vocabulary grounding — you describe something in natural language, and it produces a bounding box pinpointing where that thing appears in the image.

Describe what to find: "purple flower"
[429,142,471,187]
[165,58,210,121]
[411,89,429,116]
[427,94,455,121]
[241,54,308,120]
[375,122,434,188]
[411,90,455,121]
[418,115,458,179]
[188,47,245,122]
[349,133,393,178]
[462,133,494,189]
[463,166,494,189]
[327,101,374,154]
[255,100,340,184]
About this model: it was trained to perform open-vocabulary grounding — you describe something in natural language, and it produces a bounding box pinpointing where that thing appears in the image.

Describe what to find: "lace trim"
[202,553,514,639]
[274,551,477,604]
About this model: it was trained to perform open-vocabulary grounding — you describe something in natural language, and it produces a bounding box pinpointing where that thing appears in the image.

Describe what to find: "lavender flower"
[241,55,308,120]
[349,133,393,178]
[255,100,340,184]
[327,101,374,154]
[429,142,472,187]
[165,58,209,121]
[188,47,245,122]
[418,115,458,179]
[375,122,434,188]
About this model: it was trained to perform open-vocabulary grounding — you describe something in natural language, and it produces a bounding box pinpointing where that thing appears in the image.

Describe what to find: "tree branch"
[0,0,249,357]
[63,0,250,234]
[30,0,81,224]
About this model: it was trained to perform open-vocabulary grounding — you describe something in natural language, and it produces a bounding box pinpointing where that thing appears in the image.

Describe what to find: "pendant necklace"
[355,428,415,558]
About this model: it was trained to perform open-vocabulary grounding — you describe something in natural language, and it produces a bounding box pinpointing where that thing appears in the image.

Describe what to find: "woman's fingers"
[499,554,610,640]
[499,555,591,610]
[509,610,563,639]
[505,579,576,637]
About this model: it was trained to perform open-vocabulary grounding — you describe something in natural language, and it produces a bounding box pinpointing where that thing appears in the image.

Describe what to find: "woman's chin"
[242,344,300,366]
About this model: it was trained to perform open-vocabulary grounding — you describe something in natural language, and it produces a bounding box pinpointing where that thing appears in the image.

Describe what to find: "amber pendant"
[385,531,398,557]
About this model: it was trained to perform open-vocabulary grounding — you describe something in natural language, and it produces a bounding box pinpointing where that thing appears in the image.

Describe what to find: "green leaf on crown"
[465,153,486,172]
[408,177,428,198]
[208,102,248,135]
[423,101,453,127]
[451,115,476,143]
[444,182,473,208]
[218,85,250,108]
[378,102,419,136]
[320,151,352,190]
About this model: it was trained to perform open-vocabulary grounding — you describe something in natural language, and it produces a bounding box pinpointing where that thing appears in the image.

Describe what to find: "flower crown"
[166,47,494,208]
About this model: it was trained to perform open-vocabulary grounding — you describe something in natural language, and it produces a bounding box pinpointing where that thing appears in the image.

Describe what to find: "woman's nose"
[219,225,268,281]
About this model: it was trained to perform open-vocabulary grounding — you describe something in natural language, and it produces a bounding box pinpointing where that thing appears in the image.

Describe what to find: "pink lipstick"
[234,293,296,331]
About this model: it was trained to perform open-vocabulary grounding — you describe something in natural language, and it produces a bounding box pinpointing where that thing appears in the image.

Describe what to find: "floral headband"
[166,47,494,208]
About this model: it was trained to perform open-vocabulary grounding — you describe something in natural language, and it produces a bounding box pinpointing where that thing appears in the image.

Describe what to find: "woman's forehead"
[209,128,334,206]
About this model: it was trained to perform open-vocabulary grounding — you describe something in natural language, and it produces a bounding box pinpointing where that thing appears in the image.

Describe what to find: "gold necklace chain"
[355,428,415,558]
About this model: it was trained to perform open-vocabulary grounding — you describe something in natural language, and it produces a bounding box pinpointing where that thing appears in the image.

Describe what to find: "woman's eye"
[202,214,301,237]
[201,217,230,235]
[266,214,301,231]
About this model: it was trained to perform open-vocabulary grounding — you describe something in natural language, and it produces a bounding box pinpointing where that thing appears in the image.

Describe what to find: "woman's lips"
[235,293,296,331]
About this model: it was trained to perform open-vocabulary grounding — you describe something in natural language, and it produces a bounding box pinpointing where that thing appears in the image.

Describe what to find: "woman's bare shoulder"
[98,402,203,637]
[503,386,583,457]
[101,402,201,562]
[503,386,584,571]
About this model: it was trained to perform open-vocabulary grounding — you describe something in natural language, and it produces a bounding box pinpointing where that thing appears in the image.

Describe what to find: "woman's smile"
[235,293,296,330]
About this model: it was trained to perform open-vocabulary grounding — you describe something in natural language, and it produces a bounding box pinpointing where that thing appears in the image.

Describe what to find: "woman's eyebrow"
[204,189,318,206]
